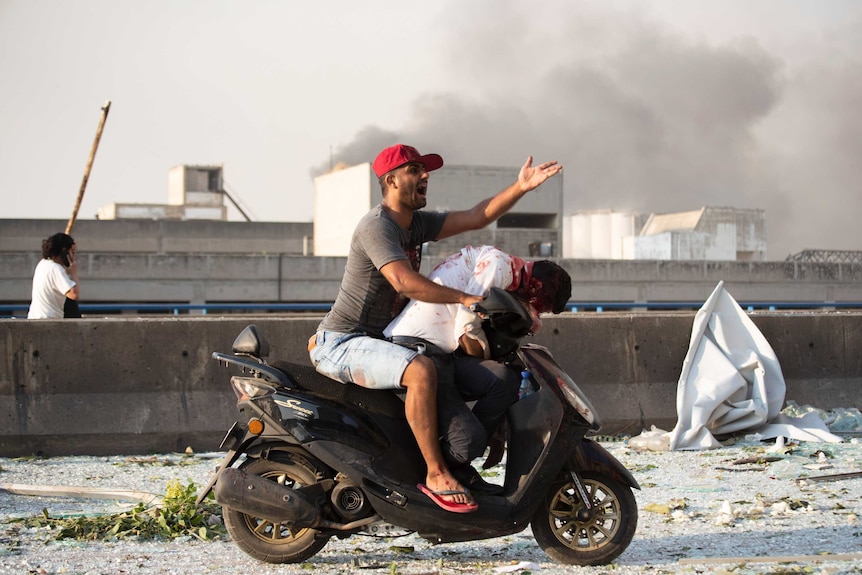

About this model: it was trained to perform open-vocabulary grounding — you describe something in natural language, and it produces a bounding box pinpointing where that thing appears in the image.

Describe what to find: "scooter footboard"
[568,439,641,490]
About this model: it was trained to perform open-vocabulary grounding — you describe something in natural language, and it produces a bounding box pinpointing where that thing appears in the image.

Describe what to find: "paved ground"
[1,437,861,574]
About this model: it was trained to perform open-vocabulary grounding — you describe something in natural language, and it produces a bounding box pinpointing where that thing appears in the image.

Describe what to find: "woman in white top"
[28,233,80,319]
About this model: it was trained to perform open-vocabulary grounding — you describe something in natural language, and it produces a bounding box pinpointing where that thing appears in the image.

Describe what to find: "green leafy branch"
[12,480,226,542]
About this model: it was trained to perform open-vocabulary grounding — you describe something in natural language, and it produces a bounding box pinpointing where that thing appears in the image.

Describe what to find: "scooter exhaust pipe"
[213,467,321,528]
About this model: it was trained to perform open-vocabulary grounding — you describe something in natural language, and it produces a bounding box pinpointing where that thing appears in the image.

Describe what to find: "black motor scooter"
[197,288,640,566]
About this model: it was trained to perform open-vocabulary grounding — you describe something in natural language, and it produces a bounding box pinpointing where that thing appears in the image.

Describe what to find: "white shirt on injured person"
[384,245,525,355]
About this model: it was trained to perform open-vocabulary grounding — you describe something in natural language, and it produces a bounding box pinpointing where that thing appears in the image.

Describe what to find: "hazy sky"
[1,0,860,259]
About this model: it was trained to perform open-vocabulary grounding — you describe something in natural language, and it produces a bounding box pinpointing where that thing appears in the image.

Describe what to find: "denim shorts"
[309,330,418,390]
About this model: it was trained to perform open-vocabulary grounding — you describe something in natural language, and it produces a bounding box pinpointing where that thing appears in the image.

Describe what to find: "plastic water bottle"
[518,370,533,400]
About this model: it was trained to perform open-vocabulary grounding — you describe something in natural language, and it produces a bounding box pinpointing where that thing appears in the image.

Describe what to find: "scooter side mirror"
[471,287,528,316]
[475,288,533,360]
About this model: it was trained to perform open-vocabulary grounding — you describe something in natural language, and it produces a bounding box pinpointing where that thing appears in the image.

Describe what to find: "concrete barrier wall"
[1,313,860,457]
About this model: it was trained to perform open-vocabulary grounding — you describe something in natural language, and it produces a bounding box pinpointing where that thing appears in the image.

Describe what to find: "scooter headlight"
[554,372,599,428]
[231,376,275,401]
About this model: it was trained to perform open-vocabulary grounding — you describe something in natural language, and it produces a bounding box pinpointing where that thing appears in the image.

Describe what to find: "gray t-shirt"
[318,205,447,338]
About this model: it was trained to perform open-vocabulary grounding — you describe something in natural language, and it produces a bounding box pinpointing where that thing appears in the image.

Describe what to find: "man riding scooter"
[308,144,563,513]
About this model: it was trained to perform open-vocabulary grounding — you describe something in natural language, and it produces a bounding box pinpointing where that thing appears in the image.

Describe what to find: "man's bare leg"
[402,355,473,506]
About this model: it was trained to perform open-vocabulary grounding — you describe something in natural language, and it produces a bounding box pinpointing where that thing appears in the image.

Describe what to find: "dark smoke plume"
[313,4,862,259]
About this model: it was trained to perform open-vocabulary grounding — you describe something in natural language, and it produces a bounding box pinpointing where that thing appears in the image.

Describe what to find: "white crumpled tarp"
[666,281,842,450]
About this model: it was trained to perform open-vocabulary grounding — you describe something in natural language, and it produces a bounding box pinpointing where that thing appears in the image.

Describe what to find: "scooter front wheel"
[531,470,637,565]
[223,451,332,564]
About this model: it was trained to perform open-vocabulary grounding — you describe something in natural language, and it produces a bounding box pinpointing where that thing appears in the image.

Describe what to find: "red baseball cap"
[371,144,444,178]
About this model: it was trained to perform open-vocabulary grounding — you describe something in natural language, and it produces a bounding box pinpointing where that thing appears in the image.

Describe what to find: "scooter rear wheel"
[223,450,332,564]
[531,470,637,565]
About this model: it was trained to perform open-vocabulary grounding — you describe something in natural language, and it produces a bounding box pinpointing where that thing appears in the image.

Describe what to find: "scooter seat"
[271,360,407,418]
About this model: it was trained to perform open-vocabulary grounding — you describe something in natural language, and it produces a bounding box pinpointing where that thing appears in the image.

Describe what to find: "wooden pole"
[66,100,111,235]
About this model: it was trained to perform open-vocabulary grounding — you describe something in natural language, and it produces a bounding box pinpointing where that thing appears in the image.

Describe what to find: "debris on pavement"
[1,439,861,575]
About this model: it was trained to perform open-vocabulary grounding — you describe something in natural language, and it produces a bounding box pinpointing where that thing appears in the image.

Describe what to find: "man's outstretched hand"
[518,156,563,193]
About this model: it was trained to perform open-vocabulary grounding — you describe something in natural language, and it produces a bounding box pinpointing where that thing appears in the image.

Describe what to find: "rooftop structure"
[96,165,228,221]
[786,250,862,263]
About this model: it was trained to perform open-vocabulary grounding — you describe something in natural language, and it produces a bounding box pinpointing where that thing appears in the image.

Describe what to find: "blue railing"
[566,301,862,312]
[3,300,862,318]
[0,302,333,317]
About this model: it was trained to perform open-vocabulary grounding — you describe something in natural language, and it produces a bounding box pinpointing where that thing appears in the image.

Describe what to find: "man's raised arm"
[436,156,562,240]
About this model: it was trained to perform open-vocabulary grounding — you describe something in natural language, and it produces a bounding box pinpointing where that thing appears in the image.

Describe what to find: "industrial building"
[566,207,767,261]
[96,165,230,222]
[313,162,563,259]
[91,163,768,263]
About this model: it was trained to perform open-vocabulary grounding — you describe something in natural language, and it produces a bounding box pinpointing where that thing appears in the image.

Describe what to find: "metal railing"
[3,300,862,318]
[0,302,332,317]
[566,301,862,312]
